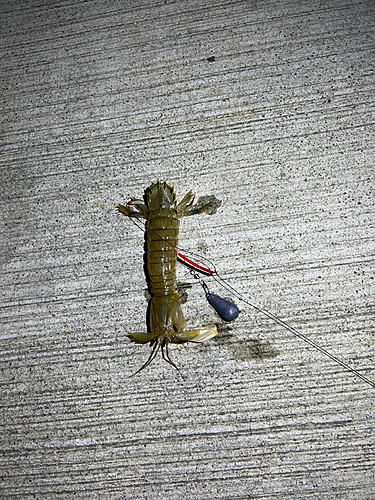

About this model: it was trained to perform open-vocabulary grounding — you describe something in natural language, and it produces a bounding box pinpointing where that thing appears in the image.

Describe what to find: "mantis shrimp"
[119,181,218,377]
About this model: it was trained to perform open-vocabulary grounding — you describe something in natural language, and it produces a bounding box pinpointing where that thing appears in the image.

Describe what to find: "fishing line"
[121,205,375,389]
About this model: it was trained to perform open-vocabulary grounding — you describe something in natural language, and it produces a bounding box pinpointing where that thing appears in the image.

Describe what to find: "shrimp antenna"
[130,339,185,380]
[129,340,162,377]
[162,342,185,380]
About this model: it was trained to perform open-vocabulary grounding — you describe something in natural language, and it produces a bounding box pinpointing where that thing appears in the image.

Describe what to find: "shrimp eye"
[173,324,179,332]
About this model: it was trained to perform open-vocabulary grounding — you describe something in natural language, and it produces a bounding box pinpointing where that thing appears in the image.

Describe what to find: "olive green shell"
[145,182,180,297]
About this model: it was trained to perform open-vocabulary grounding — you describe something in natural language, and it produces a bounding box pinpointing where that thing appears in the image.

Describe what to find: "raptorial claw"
[173,324,218,342]
[127,332,155,344]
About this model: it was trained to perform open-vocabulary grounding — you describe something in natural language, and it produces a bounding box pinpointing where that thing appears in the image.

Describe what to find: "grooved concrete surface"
[1,1,374,498]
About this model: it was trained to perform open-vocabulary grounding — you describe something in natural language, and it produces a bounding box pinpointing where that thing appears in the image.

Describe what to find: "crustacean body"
[119,181,217,375]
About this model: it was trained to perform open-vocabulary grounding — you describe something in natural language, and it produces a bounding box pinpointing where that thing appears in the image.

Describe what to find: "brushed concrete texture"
[1,0,374,498]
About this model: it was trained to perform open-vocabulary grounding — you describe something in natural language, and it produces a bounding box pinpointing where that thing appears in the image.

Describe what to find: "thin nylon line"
[210,272,375,389]
[121,208,375,389]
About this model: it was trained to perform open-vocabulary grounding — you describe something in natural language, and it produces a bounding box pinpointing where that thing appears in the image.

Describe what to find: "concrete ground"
[1,0,374,498]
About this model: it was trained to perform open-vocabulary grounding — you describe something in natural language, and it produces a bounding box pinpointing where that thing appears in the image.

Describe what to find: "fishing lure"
[118,181,218,377]
[119,181,374,388]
